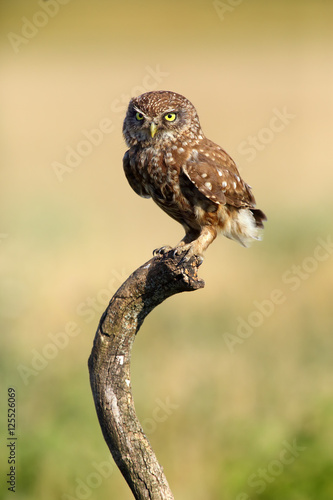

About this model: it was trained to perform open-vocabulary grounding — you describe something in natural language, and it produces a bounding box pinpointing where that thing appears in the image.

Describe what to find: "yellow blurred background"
[1,1,333,499]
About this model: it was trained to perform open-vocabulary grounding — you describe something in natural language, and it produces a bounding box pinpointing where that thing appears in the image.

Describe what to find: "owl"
[122,90,266,261]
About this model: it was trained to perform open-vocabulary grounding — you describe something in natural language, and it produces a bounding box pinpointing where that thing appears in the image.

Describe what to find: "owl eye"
[164,112,177,122]
[135,112,144,121]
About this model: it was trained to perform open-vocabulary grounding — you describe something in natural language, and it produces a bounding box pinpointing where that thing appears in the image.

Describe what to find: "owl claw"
[153,245,173,257]
[153,244,203,266]
[172,247,185,259]
[173,245,204,266]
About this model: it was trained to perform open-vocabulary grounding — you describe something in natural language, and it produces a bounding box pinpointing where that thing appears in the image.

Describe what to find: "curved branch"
[88,252,204,499]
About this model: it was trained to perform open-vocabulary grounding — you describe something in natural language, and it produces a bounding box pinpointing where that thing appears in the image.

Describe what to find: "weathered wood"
[88,252,204,499]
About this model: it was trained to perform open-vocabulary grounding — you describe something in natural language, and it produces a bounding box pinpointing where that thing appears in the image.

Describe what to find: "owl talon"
[172,243,194,259]
[173,245,204,266]
[172,247,186,259]
[153,245,173,257]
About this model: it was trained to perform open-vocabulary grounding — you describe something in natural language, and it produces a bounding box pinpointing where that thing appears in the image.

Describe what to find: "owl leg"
[153,226,200,257]
[177,227,201,247]
[174,226,217,261]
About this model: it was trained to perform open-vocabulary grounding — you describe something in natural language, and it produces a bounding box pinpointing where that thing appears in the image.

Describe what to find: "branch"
[88,252,205,499]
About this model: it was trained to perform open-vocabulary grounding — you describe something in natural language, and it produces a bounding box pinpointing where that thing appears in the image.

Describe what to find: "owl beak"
[150,122,158,138]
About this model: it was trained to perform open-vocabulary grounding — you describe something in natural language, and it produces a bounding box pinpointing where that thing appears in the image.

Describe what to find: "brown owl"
[122,90,266,261]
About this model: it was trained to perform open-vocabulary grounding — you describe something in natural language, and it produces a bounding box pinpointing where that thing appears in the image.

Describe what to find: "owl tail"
[222,208,267,247]
[250,208,267,229]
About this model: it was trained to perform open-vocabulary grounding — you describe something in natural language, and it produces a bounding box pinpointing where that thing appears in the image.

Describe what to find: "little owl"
[122,90,266,261]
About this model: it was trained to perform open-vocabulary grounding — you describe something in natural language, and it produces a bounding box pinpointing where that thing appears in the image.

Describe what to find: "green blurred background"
[1,1,333,498]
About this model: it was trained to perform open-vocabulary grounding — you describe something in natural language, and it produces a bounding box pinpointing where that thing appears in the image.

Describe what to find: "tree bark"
[88,252,204,499]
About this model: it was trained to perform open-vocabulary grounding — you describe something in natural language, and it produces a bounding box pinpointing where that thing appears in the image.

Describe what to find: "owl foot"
[153,245,173,257]
[153,244,203,266]
[172,244,204,266]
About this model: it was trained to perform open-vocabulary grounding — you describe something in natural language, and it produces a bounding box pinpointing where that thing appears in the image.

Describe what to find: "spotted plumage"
[122,90,266,260]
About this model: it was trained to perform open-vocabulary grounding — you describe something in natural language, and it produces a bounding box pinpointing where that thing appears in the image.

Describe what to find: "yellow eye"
[135,112,144,121]
[164,112,176,122]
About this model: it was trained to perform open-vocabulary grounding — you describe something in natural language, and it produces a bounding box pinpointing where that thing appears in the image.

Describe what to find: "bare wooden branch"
[88,252,204,499]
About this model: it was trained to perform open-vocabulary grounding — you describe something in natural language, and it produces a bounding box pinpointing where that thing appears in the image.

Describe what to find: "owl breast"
[127,142,220,231]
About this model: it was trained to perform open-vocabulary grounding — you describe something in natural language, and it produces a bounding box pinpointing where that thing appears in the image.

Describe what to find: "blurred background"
[1,1,333,498]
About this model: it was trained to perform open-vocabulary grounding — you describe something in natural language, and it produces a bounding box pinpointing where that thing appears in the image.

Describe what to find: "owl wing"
[123,150,151,199]
[182,143,256,209]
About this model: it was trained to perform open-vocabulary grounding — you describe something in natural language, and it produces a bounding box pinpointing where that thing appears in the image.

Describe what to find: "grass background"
[1,0,333,498]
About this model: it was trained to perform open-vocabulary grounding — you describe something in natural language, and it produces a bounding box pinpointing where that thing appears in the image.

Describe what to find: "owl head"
[123,90,202,147]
